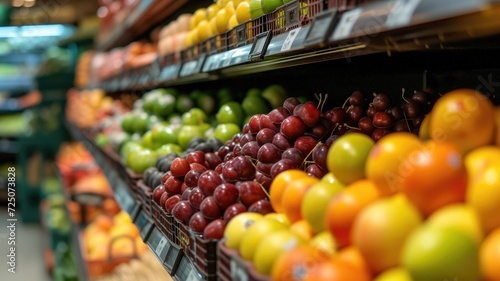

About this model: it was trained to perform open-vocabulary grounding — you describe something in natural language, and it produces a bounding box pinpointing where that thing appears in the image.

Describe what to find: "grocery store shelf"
[53,165,89,281]
[0,138,19,154]
[64,121,207,280]
[96,0,189,51]
[95,0,500,92]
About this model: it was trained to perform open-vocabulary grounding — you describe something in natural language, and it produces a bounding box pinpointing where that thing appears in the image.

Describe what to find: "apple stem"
[254,181,270,199]
[344,123,359,130]
[342,96,350,109]
[401,88,410,103]
[302,142,323,170]
[319,93,328,114]
[329,123,340,136]
[402,110,411,132]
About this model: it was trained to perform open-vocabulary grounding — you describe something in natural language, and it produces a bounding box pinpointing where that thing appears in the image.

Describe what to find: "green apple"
[239,218,288,261]
[95,133,109,148]
[120,141,141,160]
[182,108,208,126]
[242,95,271,116]
[426,204,483,246]
[153,125,179,145]
[152,93,176,118]
[261,84,287,109]
[250,0,265,19]
[352,195,423,274]
[127,148,157,174]
[327,133,375,185]
[133,112,149,134]
[246,87,261,97]
[156,144,182,158]
[178,125,205,150]
[301,180,344,234]
[176,95,195,113]
[403,226,480,281]
[217,87,234,107]
[224,212,264,249]
[121,112,135,134]
[263,0,282,16]
[213,123,241,143]
[141,130,156,149]
[216,102,245,127]
[147,115,162,130]
[374,267,412,281]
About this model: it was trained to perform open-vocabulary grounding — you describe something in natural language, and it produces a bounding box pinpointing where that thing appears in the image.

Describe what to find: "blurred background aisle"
[1,206,52,281]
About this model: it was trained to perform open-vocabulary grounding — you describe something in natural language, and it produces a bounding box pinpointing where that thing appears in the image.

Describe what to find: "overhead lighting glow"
[0,24,75,39]
[12,0,24,8]
[23,0,35,8]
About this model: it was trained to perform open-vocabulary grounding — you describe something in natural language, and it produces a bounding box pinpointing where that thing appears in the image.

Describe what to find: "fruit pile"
[186,0,253,48]
[118,84,283,174]
[83,211,149,265]
[217,88,500,281]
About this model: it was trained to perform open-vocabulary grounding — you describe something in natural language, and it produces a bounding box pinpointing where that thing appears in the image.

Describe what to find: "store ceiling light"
[0,24,74,39]
[11,0,24,8]
[23,0,35,8]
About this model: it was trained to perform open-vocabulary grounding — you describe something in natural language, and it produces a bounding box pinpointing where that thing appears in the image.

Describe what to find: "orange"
[303,259,370,281]
[270,169,309,213]
[102,198,121,216]
[400,141,468,216]
[336,246,372,278]
[289,219,315,241]
[281,176,320,223]
[365,132,421,196]
[468,165,500,233]
[480,228,500,281]
[325,179,381,248]
[430,88,495,155]
[271,245,329,281]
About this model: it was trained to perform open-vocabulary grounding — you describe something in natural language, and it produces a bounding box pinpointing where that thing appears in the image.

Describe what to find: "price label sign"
[186,269,201,281]
[175,256,198,281]
[331,8,363,40]
[134,210,153,240]
[179,60,198,77]
[230,257,249,281]
[281,27,302,52]
[115,186,135,214]
[304,10,338,47]
[72,193,104,206]
[386,0,422,28]
[249,31,272,61]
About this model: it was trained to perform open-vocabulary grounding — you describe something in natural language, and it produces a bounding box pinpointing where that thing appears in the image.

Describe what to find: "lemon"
[228,14,239,30]
[215,8,234,33]
[236,1,251,23]
[196,20,212,42]
[206,3,220,20]
[190,8,207,30]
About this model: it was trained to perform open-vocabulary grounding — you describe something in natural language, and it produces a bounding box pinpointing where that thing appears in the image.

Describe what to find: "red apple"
[203,219,226,240]
[200,196,222,220]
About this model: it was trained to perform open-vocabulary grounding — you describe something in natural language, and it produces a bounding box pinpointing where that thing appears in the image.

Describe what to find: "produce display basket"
[205,33,229,55]
[136,180,152,216]
[151,200,176,242]
[266,0,325,36]
[217,240,270,281]
[227,17,268,50]
[327,0,365,11]
[79,233,138,278]
[175,221,218,281]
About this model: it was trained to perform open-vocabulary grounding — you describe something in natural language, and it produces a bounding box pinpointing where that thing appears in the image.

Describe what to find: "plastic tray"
[175,221,218,281]
[266,0,325,36]
[327,0,365,11]
[217,240,270,281]
[151,200,176,242]
[227,17,268,50]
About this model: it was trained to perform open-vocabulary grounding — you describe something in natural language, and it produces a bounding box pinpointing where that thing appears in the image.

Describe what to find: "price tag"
[161,64,180,81]
[179,60,198,77]
[230,257,249,281]
[202,54,219,72]
[72,193,104,206]
[115,186,135,214]
[186,269,200,281]
[281,27,302,52]
[249,31,272,61]
[386,0,422,28]
[222,51,234,67]
[165,244,181,272]
[156,237,168,255]
[332,8,363,40]
[134,210,153,240]
[304,10,337,47]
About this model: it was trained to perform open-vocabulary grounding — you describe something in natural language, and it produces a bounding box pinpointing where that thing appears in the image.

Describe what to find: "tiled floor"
[0,206,52,281]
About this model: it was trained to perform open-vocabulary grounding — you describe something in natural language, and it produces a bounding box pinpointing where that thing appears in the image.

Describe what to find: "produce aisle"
[3,0,500,280]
